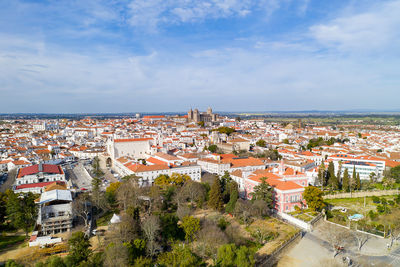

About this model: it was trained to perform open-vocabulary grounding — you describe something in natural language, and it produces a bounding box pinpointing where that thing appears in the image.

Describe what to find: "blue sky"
[0,0,399,113]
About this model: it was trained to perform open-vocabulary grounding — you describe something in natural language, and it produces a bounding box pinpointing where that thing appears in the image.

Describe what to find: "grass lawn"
[0,235,27,252]
[326,195,400,237]
[325,195,397,214]
[288,209,319,222]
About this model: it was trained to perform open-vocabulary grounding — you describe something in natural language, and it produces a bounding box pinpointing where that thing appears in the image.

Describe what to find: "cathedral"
[187,107,217,123]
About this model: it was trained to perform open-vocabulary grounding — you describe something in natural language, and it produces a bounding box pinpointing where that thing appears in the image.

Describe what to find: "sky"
[0,0,399,113]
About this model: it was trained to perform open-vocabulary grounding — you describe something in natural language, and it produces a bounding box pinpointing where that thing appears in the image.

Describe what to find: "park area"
[288,208,320,222]
[192,208,299,262]
[325,194,400,237]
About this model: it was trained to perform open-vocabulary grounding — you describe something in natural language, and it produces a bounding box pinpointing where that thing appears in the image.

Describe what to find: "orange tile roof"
[128,164,169,173]
[114,138,152,143]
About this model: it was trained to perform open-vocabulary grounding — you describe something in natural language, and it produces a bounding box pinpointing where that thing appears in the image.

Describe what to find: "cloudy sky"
[0,0,399,113]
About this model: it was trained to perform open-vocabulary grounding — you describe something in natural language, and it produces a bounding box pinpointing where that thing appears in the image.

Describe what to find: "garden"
[325,194,400,237]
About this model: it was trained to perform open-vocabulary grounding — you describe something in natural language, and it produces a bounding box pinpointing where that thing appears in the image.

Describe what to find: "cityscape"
[1,0,400,267]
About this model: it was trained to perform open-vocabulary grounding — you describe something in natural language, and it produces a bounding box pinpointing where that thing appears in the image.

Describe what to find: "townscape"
[1,110,400,266]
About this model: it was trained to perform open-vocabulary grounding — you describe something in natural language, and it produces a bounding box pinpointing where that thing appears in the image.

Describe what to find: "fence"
[324,218,385,238]
[323,189,399,199]
[256,230,302,267]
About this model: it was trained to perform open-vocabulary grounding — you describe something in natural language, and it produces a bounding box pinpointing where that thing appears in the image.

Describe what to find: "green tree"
[282,138,290,144]
[207,144,218,153]
[36,256,66,267]
[154,174,171,186]
[105,181,121,205]
[220,171,233,202]
[208,178,224,211]
[0,192,7,224]
[256,139,266,147]
[317,162,326,188]
[6,191,37,236]
[352,166,357,190]
[68,231,91,264]
[225,182,239,214]
[133,256,154,267]
[327,162,339,190]
[342,169,350,192]
[215,127,235,136]
[217,244,236,267]
[160,213,184,241]
[180,216,200,243]
[337,161,342,189]
[170,173,191,186]
[355,173,361,190]
[217,244,255,267]
[303,186,325,211]
[5,260,24,267]
[235,246,255,267]
[389,165,400,183]
[157,244,203,267]
[250,177,274,209]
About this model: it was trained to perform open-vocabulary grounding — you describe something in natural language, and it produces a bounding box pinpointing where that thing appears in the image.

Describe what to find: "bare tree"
[352,230,369,251]
[320,223,348,257]
[176,204,191,220]
[103,241,129,267]
[73,193,92,229]
[179,180,206,205]
[142,215,161,256]
[116,179,139,211]
[233,199,252,225]
[107,214,141,243]
[195,219,229,262]
[384,210,400,247]
[250,199,270,218]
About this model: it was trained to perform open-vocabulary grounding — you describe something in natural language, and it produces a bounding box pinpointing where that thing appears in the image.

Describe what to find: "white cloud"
[127,0,261,31]
[1,31,399,113]
[310,0,400,53]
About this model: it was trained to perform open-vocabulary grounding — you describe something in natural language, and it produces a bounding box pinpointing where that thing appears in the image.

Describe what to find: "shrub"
[376,204,385,214]
[372,196,380,204]
[294,205,301,212]
[388,200,395,206]
[217,217,230,231]
[368,210,377,220]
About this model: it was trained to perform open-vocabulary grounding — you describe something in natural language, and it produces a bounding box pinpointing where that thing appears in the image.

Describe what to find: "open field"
[326,195,397,214]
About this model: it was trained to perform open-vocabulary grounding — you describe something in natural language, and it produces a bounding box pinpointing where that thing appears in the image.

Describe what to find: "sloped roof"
[18,164,63,178]
[39,189,72,204]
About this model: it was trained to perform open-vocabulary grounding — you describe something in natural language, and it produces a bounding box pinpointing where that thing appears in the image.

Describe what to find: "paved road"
[69,163,93,190]
[0,171,15,193]
[303,231,398,266]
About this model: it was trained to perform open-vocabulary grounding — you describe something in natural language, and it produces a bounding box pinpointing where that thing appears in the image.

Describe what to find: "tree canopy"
[303,186,325,211]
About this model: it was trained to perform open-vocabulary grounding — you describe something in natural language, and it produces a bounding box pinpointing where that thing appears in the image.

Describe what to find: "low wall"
[276,212,311,231]
[256,231,302,267]
[324,189,399,199]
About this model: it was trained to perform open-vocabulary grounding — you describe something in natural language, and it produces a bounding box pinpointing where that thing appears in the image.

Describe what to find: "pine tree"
[337,161,342,189]
[225,181,239,214]
[342,168,350,192]
[208,178,224,211]
[318,161,326,188]
[327,162,339,190]
[356,173,361,190]
[352,166,357,190]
